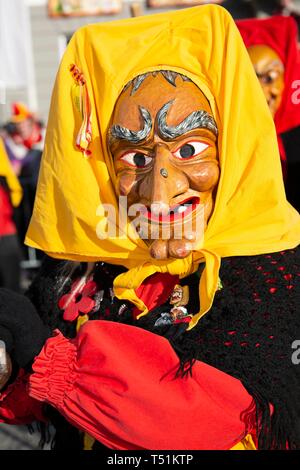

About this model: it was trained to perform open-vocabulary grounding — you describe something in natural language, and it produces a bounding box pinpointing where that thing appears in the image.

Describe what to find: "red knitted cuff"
[29,330,77,407]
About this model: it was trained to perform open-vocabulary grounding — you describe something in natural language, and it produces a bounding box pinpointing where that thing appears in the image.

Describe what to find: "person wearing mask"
[237,15,300,211]
[0,5,299,451]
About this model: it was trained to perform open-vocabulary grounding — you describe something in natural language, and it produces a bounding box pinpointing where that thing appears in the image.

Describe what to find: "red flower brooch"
[58,277,97,322]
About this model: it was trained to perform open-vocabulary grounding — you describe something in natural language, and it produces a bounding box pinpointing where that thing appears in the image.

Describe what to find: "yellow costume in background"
[0,138,22,207]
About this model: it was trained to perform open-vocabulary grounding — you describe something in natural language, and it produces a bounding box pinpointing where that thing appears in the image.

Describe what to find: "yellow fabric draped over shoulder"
[0,137,22,207]
[25,5,300,329]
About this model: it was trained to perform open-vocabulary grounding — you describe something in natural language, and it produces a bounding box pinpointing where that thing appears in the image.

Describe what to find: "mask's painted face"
[247,45,285,117]
[109,73,220,260]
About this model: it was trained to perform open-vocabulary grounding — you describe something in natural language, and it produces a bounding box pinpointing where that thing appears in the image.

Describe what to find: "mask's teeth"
[177,205,187,214]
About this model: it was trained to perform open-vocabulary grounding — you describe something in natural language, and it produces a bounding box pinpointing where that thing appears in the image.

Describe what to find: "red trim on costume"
[0,185,16,236]
[132,272,179,318]
[0,369,45,425]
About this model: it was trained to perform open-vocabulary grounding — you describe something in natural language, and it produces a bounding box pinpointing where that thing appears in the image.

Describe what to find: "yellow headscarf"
[0,137,22,207]
[25,5,300,329]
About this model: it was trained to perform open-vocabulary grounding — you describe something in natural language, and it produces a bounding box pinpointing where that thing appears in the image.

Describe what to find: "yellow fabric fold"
[0,138,22,207]
[230,433,256,450]
[25,5,300,328]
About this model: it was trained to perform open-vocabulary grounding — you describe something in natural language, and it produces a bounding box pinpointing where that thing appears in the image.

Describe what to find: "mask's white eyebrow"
[109,106,152,145]
[157,100,218,140]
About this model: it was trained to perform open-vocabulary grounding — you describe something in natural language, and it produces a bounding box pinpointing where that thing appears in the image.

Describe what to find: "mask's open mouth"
[145,197,200,223]
[171,292,182,302]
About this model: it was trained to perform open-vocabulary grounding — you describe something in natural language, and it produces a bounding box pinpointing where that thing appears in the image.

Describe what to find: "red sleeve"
[0,370,45,425]
[29,321,254,450]
[0,185,16,236]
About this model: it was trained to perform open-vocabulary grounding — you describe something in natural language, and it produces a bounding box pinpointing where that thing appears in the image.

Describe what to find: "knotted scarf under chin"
[113,248,221,331]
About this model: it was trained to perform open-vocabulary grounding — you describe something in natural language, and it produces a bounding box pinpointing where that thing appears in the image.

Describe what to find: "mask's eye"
[259,70,280,85]
[173,141,209,160]
[120,152,152,168]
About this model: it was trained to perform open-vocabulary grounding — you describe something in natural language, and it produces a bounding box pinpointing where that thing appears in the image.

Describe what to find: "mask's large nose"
[139,143,189,216]
[260,80,271,100]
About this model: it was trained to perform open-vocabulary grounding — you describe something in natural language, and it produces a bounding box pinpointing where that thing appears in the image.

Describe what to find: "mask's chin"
[149,238,193,260]
[125,190,216,259]
[148,201,209,260]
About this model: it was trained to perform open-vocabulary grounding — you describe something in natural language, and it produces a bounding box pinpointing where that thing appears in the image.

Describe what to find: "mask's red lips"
[143,197,200,223]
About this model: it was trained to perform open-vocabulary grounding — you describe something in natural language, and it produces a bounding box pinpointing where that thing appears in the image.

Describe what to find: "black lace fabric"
[173,248,300,449]
[27,247,300,450]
